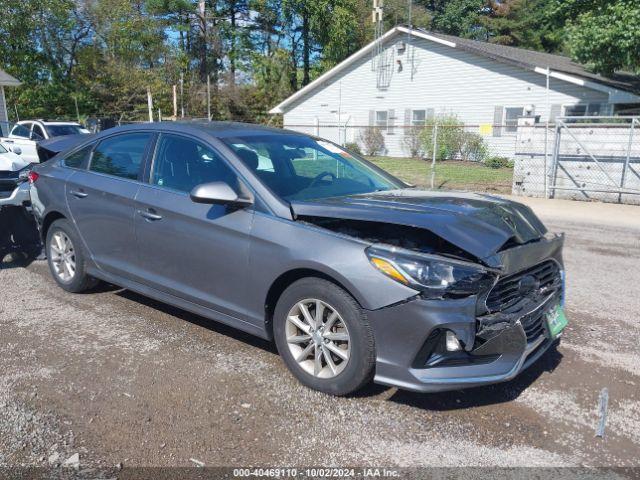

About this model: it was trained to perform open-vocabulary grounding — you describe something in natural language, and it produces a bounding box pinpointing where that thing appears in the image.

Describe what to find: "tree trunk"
[198,0,208,83]
[229,0,236,87]
[302,9,310,86]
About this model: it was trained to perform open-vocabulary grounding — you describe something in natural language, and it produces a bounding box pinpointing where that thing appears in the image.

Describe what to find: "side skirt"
[86,266,270,340]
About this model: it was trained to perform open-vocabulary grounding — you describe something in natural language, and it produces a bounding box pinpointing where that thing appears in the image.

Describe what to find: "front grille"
[486,260,561,312]
[521,308,546,342]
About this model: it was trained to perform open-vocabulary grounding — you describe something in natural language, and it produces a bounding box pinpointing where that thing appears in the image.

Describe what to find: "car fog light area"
[445,330,463,352]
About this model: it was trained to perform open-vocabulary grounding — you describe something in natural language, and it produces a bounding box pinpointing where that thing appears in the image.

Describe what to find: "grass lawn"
[367,157,514,193]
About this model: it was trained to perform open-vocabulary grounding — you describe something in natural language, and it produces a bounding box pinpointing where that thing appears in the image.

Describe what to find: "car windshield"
[45,124,85,137]
[221,134,403,201]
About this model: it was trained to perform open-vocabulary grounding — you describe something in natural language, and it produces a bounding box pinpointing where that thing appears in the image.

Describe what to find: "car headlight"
[366,246,496,299]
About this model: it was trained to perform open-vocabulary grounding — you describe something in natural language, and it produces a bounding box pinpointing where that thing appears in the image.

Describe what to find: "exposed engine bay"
[299,216,478,263]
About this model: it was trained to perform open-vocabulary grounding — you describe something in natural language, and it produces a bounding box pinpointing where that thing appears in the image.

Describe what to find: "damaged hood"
[291,189,547,265]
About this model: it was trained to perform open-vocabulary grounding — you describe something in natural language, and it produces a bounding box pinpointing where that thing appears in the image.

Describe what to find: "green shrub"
[418,114,488,162]
[358,127,385,156]
[485,156,514,169]
[344,142,362,155]
[460,132,488,162]
[419,114,465,161]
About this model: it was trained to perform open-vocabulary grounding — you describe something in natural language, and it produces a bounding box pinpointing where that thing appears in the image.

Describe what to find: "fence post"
[549,122,562,198]
[430,124,438,189]
[619,118,636,203]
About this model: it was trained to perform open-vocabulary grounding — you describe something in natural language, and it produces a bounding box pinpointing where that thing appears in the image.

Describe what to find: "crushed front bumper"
[368,286,561,393]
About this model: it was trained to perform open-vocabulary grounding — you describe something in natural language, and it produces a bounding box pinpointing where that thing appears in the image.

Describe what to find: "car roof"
[18,120,82,126]
[95,121,303,139]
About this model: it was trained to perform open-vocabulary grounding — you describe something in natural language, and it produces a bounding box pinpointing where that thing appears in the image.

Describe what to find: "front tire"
[46,219,98,293]
[273,278,375,396]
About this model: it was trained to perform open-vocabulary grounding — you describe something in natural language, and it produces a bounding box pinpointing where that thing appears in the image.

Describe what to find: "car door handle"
[139,209,163,221]
[69,190,88,198]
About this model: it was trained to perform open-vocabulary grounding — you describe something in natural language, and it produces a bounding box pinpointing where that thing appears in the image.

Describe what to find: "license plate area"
[545,304,568,339]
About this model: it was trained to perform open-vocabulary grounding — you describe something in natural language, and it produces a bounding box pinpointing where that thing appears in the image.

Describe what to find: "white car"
[3,120,90,163]
[0,141,31,207]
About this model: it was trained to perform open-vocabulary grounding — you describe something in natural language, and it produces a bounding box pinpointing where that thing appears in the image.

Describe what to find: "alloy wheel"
[285,299,351,378]
[49,231,76,282]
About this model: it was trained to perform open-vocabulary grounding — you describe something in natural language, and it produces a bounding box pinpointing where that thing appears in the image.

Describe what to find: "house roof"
[269,26,640,114]
[0,68,20,87]
[427,30,640,96]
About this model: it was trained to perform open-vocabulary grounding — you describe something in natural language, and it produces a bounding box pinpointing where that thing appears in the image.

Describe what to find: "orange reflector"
[370,257,409,285]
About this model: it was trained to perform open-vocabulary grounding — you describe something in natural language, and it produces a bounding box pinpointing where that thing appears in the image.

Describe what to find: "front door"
[134,133,254,320]
[65,132,153,277]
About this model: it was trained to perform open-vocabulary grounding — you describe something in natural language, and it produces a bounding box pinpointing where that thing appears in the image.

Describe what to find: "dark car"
[29,122,567,395]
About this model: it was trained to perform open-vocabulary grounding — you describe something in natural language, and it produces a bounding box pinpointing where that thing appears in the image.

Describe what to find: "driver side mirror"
[190,181,253,207]
[12,146,22,155]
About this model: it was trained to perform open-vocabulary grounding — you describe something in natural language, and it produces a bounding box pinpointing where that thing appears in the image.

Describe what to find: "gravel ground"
[0,198,639,470]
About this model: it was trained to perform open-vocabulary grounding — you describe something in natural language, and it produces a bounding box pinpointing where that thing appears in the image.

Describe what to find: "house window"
[563,103,611,117]
[412,110,426,126]
[504,107,524,133]
[375,111,388,130]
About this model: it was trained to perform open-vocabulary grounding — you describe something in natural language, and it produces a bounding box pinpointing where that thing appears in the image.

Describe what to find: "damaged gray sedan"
[30,122,568,395]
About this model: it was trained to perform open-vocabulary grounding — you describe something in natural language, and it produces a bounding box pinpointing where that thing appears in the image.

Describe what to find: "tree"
[481,0,560,51]
[564,0,640,75]
[432,0,488,39]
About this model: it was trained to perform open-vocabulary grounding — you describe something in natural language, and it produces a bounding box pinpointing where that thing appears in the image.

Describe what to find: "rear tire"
[46,219,98,293]
[273,277,375,396]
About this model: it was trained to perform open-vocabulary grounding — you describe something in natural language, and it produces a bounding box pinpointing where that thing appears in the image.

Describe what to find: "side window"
[11,124,31,138]
[504,107,524,133]
[230,143,275,172]
[90,133,151,180]
[31,124,46,140]
[152,134,237,193]
[63,144,94,169]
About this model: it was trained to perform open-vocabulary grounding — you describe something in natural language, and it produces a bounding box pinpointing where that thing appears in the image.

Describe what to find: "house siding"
[282,34,608,158]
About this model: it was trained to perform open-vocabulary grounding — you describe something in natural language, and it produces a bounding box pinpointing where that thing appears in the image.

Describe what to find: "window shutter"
[388,109,395,134]
[404,108,411,129]
[493,106,504,137]
[369,110,375,127]
[549,104,561,123]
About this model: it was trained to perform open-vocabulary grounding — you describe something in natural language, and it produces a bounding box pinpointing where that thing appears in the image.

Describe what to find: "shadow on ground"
[116,288,277,355]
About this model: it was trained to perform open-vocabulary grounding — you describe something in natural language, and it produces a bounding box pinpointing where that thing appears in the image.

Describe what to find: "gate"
[550,116,640,204]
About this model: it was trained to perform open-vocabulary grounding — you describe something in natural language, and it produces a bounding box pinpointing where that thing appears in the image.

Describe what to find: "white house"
[0,68,21,137]
[270,26,640,158]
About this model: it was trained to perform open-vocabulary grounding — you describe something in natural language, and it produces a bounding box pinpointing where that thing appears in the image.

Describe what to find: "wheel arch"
[41,211,67,242]
[264,268,363,341]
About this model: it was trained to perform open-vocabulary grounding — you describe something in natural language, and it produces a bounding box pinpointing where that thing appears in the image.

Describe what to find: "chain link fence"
[283,119,640,204]
[285,122,525,194]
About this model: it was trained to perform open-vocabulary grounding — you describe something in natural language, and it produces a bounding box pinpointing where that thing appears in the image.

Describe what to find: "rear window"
[90,133,151,180]
[46,124,85,137]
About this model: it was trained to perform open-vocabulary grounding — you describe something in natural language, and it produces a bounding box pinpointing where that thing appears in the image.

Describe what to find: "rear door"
[65,132,153,278]
[133,133,254,319]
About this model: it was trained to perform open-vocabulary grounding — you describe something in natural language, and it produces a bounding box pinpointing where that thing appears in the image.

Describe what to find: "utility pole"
[173,84,177,119]
[207,74,211,121]
[180,72,184,118]
[147,87,154,123]
[73,95,80,123]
